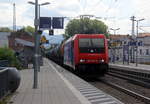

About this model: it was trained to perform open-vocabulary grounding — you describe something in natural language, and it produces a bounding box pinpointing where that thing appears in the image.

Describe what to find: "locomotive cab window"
[79,38,105,53]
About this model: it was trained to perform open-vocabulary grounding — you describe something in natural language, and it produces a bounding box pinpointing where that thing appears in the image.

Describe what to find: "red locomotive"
[47,34,109,77]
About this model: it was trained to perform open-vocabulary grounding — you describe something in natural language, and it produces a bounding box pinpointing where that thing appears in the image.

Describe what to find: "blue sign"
[52,17,64,29]
[129,41,143,46]
[39,17,51,29]
[129,41,136,46]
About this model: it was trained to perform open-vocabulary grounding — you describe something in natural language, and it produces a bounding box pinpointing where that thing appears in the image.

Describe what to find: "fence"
[109,46,150,64]
[0,60,10,67]
[138,56,150,64]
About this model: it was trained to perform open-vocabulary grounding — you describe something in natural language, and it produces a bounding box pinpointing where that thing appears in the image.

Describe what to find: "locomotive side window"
[91,38,104,48]
[79,38,105,53]
[79,39,91,47]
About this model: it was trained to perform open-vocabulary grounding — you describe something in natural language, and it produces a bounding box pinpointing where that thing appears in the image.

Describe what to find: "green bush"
[0,47,22,70]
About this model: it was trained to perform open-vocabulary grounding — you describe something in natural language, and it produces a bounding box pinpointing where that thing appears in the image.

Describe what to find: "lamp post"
[135,18,145,67]
[28,1,50,20]
[28,0,39,89]
[28,1,50,73]
[110,28,120,35]
[110,28,120,63]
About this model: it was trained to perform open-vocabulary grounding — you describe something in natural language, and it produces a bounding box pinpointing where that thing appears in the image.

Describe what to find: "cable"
[88,0,103,7]
[105,0,119,20]
[139,27,150,33]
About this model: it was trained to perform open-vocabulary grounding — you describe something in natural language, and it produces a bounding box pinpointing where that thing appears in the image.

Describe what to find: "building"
[108,33,150,64]
[8,31,34,51]
[137,33,150,63]
[0,32,11,47]
[108,34,131,63]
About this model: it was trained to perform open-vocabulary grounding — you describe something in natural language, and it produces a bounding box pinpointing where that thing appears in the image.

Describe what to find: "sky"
[0,0,150,35]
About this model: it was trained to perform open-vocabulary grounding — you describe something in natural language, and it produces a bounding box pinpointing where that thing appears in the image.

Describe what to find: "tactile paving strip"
[51,62,123,104]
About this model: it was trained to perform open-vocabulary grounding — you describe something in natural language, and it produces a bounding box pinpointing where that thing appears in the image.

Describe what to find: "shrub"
[0,47,22,70]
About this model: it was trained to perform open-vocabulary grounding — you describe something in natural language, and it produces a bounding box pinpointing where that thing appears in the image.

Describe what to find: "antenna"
[13,3,16,31]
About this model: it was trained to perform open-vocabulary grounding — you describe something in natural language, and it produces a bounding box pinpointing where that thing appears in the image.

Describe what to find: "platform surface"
[109,62,150,73]
[10,58,123,104]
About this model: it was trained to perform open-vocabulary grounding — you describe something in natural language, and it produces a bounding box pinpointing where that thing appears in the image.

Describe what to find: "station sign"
[39,17,51,30]
[52,17,64,29]
[39,17,64,31]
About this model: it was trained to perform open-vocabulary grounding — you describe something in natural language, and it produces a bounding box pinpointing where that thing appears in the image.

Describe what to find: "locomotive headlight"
[80,59,85,62]
[101,59,104,62]
[100,59,104,63]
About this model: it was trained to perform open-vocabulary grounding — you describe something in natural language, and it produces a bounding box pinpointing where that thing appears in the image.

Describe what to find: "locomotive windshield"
[79,38,105,53]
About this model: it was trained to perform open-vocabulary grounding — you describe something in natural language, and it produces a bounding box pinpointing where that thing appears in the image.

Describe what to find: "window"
[146,49,149,55]
[79,38,105,53]
[140,49,142,55]
[124,41,126,45]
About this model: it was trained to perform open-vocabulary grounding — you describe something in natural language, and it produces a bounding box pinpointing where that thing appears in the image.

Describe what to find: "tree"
[64,18,109,39]
[17,26,35,35]
[24,26,35,35]
[0,27,12,32]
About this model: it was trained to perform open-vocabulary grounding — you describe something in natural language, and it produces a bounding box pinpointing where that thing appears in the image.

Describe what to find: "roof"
[108,34,131,40]
[15,38,34,47]
[138,33,150,37]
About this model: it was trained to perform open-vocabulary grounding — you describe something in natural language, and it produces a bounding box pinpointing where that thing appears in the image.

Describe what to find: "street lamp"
[28,1,50,19]
[110,28,120,35]
[110,28,120,63]
[135,18,145,67]
[28,0,39,89]
[28,1,50,74]
[28,0,50,89]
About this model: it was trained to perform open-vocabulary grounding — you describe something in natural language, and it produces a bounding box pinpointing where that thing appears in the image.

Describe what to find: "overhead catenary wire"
[139,27,150,33]
[104,0,119,21]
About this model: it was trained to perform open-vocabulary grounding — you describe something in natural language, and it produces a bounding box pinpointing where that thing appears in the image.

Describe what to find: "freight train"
[47,34,109,77]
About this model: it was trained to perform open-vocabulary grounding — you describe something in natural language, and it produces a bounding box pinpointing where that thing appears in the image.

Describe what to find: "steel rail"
[101,79,150,104]
[109,69,150,82]
[107,72,150,88]
[109,68,150,80]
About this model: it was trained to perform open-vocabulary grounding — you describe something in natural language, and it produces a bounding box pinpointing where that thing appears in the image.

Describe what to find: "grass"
[0,94,13,104]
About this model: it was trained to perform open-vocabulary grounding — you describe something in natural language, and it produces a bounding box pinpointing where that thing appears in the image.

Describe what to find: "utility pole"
[13,3,16,31]
[135,18,145,67]
[130,16,136,63]
[136,20,138,67]
[33,0,39,89]
[131,16,136,38]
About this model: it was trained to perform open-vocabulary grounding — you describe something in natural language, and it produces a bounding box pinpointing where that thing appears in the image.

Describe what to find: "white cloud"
[0,3,13,26]
[0,0,150,34]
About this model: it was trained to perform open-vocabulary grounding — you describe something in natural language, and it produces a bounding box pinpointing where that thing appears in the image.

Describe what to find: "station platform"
[109,62,150,74]
[10,58,123,104]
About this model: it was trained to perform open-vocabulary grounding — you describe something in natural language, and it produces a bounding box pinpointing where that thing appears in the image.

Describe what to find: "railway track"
[108,68,150,88]
[87,67,150,104]
[100,78,150,104]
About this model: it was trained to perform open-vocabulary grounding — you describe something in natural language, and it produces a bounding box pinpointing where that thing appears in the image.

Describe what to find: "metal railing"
[0,60,9,67]
[0,67,21,100]
[0,68,9,99]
